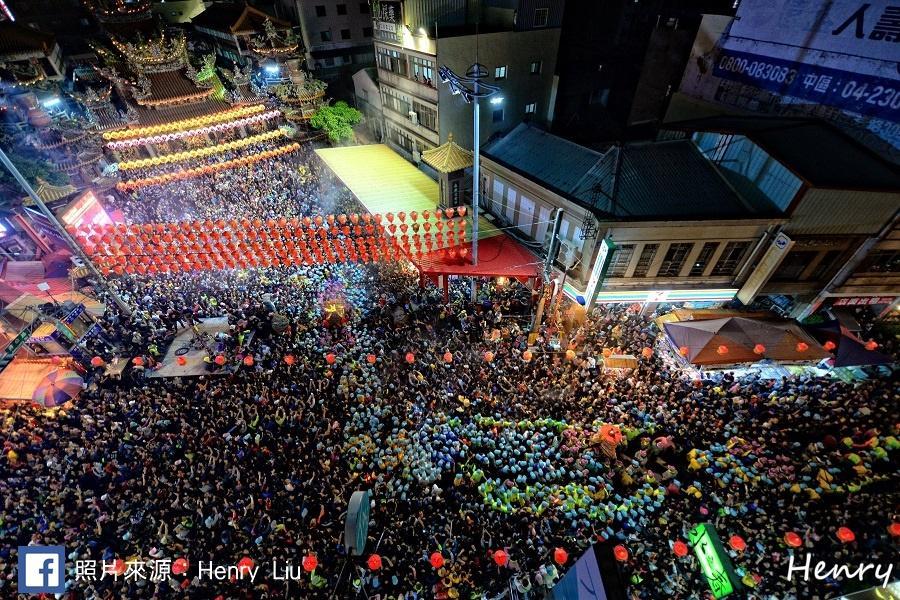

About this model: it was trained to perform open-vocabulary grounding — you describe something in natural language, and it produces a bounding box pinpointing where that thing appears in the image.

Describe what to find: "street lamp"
[437,62,500,267]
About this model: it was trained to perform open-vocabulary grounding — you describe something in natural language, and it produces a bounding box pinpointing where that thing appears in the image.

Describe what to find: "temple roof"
[138,70,213,107]
[21,179,78,205]
[192,4,288,34]
[421,133,474,173]
[0,22,55,57]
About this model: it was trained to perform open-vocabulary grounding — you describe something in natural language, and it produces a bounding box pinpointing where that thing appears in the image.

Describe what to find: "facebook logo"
[18,546,66,594]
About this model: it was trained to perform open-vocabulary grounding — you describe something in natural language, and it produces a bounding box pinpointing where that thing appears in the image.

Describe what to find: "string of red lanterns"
[70,209,474,276]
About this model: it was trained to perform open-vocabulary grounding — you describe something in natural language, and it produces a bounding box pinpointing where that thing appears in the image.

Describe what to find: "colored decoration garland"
[115,143,301,191]
[102,104,266,141]
[105,110,281,149]
[115,129,286,171]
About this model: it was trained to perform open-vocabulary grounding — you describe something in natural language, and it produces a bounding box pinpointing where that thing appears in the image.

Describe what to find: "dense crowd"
[2,144,897,600]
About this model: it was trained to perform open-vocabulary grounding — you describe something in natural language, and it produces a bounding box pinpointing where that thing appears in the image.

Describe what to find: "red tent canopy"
[413,232,540,282]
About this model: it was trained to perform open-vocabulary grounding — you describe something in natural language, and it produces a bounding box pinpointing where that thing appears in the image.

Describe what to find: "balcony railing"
[377,67,438,103]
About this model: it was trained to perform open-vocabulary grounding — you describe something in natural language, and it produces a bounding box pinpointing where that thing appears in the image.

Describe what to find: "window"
[524,102,536,114]
[320,30,332,42]
[607,244,635,277]
[412,101,437,131]
[495,65,507,80]
[657,243,693,277]
[492,108,504,123]
[360,2,369,13]
[383,89,411,116]
[377,47,407,75]
[773,250,818,281]
[811,249,843,280]
[411,56,434,85]
[711,241,751,276]
[341,28,351,39]
[689,242,719,276]
[337,3,347,15]
[363,26,373,37]
[324,56,335,67]
[530,60,542,74]
[315,5,327,17]
[632,244,659,277]
[857,249,900,273]
[534,8,549,27]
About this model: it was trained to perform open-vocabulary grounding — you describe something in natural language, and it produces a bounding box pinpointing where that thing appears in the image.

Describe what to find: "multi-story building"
[361,0,564,164]
[479,116,900,313]
[277,0,375,86]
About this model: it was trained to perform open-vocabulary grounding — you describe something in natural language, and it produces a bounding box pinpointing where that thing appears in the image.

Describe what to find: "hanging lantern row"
[91,236,404,276]
[106,110,281,149]
[73,219,467,259]
[103,103,267,141]
[73,207,471,240]
[115,143,301,191]
[115,130,286,170]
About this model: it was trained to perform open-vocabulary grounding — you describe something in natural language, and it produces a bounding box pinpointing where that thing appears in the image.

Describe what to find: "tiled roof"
[421,133,474,173]
[0,22,55,56]
[484,124,781,221]
[131,98,236,127]
[191,3,287,34]
[140,70,212,106]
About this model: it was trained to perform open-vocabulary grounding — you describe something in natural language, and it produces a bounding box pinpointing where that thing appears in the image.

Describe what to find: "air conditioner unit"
[408,111,418,125]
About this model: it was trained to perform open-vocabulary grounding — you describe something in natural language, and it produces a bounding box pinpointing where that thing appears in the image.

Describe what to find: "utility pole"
[0,147,132,316]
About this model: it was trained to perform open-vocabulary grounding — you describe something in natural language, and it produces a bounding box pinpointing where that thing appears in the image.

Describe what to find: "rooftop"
[665,116,900,191]
[421,133,474,173]
[483,124,781,221]
[191,3,288,34]
[0,22,55,57]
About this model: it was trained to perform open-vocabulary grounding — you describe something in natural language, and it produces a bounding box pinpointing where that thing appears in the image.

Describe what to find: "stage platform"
[149,317,235,378]
[315,144,500,241]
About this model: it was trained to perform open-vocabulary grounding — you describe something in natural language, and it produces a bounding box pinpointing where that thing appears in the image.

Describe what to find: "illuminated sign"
[737,232,793,305]
[584,238,614,308]
[59,191,113,229]
[689,524,740,599]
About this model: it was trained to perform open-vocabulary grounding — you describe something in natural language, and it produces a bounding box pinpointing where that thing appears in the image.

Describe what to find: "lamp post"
[437,63,499,267]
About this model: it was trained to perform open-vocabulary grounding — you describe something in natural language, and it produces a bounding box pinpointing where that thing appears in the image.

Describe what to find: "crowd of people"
[1,141,897,600]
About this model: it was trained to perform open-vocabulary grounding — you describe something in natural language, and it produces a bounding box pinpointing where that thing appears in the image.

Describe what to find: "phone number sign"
[713,48,900,122]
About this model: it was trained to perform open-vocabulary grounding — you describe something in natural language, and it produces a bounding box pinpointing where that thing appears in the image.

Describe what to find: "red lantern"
[284,355,295,365]
[302,555,318,572]
[836,527,856,543]
[784,532,802,548]
[823,340,836,351]
[728,535,747,552]
[565,349,576,361]
[405,352,415,364]
[243,355,254,367]
[673,541,688,557]
[325,353,336,364]
[753,344,766,355]
[888,523,900,537]
[716,345,729,355]
[366,353,377,364]
[795,342,809,352]
[613,545,628,562]
[865,340,878,351]
[367,554,382,570]
[214,355,226,365]
[443,352,453,363]
[522,350,533,362]
[553,548,568,565]
[430,552,445,569]
[484,351,494,362]
[176,356,187,366]
[132,357,144,367]
[641,347,652,359]
[678,346,689,357]
[237,557,254,576]
[493,550,509,566]
[90,356,105,367]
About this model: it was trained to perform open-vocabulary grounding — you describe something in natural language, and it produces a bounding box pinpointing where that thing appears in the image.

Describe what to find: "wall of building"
[481,154,779,296]
[786,189,900,236]
[436,27,560,150]
[152,0,205,24]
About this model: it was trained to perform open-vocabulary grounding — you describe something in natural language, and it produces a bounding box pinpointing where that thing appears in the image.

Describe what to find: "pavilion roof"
[0,22,55,57]
[421,133,473,173]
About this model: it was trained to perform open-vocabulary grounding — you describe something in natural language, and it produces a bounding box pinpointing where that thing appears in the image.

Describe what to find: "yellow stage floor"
[315,144,500,240]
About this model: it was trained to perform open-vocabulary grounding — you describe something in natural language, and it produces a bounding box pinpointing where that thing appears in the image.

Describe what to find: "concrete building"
[353,67,384,141]
[0,22,65,84]
[277,0,375,85]
[363,0,564,164]
[479,116,900,312]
